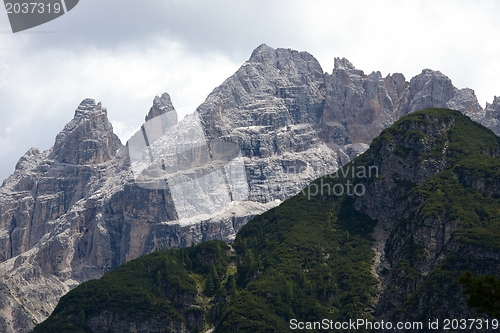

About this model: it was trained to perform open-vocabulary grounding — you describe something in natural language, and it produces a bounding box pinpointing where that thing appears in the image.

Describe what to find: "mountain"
[32,108,500,332]
[1,44,500,332]
[480,96,500,133]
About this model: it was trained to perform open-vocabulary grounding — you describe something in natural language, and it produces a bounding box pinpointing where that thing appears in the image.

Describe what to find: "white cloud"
[109,120,140,146]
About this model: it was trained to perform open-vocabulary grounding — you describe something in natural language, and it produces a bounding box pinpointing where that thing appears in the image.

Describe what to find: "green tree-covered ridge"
[33,108,500,332]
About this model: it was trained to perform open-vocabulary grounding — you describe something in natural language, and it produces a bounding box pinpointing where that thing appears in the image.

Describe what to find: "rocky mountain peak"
[412,68,450,83]
[445,87,483,118]
[421,68,440,75]
[479,96,500,133]
[248,43,276,62]
[73,98,104,117]
[127,93,179,167]
[50,98,122,165]
[247,44,322,75]
[407,68,457,113]
[13,147,41,171]
[145,92,177,122]
[486,95,500,112]
[334,57,355,70]
[411,69,453,86]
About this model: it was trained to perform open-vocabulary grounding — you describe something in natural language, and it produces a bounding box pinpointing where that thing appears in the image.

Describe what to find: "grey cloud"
[19,0,306,60]
[0,113,69,183]
[22,1,172,51]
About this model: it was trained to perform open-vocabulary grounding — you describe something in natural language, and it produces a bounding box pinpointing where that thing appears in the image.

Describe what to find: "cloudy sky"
[0,0,499,182]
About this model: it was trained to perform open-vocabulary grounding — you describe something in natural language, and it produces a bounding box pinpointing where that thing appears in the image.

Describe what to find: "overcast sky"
[0,0,499,182]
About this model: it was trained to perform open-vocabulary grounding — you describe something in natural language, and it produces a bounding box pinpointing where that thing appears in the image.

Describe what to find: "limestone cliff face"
[0,99,125,332]
[0,45,498,332]
[145,92,178,122]
[319,65,484,146]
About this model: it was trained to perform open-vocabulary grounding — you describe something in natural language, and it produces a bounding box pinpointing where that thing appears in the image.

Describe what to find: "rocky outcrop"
[50,99,122,165]
[321,58,401,145]
[0,45,499,332]
[145,92,178,122]
[479,96,500,133]
[83,311,190,333]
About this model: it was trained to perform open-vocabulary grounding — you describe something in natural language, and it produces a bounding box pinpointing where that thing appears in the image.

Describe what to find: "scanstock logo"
[4,0,79,33]
[128,111,249,221]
